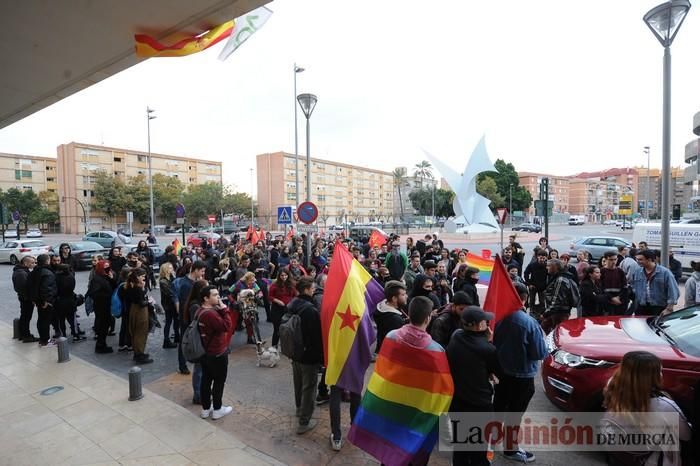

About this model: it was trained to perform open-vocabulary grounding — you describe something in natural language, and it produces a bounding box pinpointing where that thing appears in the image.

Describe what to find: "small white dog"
[258,347,280,368]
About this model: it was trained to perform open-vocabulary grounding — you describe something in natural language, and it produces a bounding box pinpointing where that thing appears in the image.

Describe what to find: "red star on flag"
[336,306,360,331]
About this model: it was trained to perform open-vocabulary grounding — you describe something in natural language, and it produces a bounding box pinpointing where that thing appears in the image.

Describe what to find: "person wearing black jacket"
[446,306,499,466]
[87,260,116,353]
[54,263,84,342]
[124,268,152,364]
[579,266,607,317]
[108,247,127,276]
[452,266,480,306]
[429,291,470,348]
[27,254,58,346]
[287,276,323,435]
[58,243,78,271]
[374,281,408,354]
[407,274,441,310]
[12,256,38,342]
[135,240,156,289]
[524,249,549,319]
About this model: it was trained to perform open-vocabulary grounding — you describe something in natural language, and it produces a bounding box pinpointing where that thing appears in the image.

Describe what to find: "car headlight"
[552,350,614,369]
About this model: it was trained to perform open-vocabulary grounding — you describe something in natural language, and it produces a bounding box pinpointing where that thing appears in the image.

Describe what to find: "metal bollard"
[12,318,21,339]
[128,366,144,401]
[56,337,70,363]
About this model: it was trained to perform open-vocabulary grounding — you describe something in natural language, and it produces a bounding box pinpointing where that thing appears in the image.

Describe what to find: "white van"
[568,215,585,226]
[632,223,700,273]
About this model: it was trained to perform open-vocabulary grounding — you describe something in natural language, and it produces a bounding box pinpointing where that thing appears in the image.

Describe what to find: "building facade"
[57,142,222,233]
[0,152,57,193]
[518,172,570,217]
[256,152,394,228]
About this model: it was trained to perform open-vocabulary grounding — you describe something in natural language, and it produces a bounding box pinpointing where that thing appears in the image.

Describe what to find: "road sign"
[175,203,185,218]
[126,211,133,223]
[496,208,508,225]
[277,206,293,225]
[619,194,633,215]
[534,200,553,216]
[296,224,318,233]
[207,215,216,224]
[297,201,318,225]
[12,210,20,222]
[176,218,185,224]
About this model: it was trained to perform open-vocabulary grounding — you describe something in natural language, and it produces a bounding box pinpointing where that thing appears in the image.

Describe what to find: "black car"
[512,222,542,233]
[130,245,165,272]
[56,241,109,270]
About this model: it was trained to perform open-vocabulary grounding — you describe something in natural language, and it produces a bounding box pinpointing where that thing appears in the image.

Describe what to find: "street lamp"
[293,64,305,206]
[62,196,88,234]
[644,146,651,221]
[297,92,318,269]
[509,183,513,227]
[250,167,255,229]
[147,107,156,235]
[644,0,691,267]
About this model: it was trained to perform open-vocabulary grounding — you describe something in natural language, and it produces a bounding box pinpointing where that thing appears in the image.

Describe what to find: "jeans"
[18,298,34,338]
[292,361,320,425]
[270,303,285,347]
[200,353,228,410]
[318,367,329,397]
[493,374,535,452]
[192,363,202,401]
[162,305,179,344]
[528,289,546,320]
[118,307,131,347]
[329,385,360,440]
[178,322,188,372]
[37,305,53,342]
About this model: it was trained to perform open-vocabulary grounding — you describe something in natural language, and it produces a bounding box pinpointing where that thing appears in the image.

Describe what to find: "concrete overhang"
[694,111,700,136]
[0,0,268,130]
[685,138,699,164]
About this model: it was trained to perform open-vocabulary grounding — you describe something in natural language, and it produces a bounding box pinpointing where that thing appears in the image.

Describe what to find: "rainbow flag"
[321,241,384,393]
[172,238,182,257]
[466,252,495,285]
[348,330,454,466]
[135,21,234,57]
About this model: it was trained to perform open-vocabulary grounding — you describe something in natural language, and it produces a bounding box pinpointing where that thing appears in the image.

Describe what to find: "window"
[114,157,122,162]
[286,193,297,201]
[137,155,145,163]
[46,177,55,182]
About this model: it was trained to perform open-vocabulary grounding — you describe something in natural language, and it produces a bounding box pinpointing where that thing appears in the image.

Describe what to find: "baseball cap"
[461,306,494,325]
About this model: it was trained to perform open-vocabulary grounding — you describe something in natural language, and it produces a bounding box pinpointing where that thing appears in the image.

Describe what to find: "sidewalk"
[0,322,283,466]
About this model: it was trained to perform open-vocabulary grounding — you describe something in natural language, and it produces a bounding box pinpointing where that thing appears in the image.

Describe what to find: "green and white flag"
[218,6,273,61]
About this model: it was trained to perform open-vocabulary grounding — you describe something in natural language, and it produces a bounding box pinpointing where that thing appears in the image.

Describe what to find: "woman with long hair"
[124,268,152,364]
[278,245,291,269]
[87,260,115,353]
[183,279,210,405]
[603,351,690,466]
[453,249,469,275]
[176,259,193,278]
[136,240,155,289]
[159,262,178,349]
[579,266,606,317]
[230,271,263,344]
[268,267,297,347]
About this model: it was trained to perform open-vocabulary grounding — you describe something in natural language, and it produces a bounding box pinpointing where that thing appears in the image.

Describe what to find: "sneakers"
[296,419,318,435]
[200,408,212,419]
[211,406,233,420]
[40,339,56,348]
[117,345,129,352]
[316,393,330,405]
[330,433,342,451]
[503,448,536,463]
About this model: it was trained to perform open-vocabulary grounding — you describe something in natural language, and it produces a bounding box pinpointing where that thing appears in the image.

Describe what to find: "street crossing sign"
[277,206,293,225]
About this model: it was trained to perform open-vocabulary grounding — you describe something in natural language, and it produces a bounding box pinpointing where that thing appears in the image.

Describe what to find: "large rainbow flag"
[348,330,454,466]
[466,252,495,285]
[321,241,384,393]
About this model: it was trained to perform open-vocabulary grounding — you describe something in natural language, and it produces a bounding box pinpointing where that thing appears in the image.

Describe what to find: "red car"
[185,232,220,248]
[542,307,700,416]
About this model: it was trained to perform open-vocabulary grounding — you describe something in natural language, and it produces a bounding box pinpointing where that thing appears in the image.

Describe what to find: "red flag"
[483,254,523,331]
[368,230,387,249]
[286,226,295,241]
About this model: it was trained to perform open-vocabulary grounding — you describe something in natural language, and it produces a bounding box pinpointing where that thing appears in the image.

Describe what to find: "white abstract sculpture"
[423,136,500,233]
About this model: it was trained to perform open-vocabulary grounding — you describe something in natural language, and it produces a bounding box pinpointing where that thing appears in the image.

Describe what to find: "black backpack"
[279,303,306,361]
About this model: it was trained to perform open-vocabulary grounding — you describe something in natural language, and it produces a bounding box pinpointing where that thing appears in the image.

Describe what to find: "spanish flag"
[321,241,384,393]
[135,21,234,57]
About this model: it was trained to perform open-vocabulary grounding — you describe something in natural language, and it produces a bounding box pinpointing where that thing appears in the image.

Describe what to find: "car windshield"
[654,306,700,357]
[70,241,103,250]
[22,241,45,247]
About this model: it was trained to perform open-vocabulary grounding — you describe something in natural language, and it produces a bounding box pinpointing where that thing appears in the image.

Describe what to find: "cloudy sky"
[1,0,700,193]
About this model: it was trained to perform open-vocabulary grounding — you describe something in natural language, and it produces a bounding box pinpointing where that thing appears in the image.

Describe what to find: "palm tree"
[413,160,434,189]
[393,168,407,221]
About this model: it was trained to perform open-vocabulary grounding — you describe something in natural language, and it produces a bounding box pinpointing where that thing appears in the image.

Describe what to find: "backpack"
[567,277,581,309]
[279,303,305,361]
[181,308,212,363]
[111,283,125,318]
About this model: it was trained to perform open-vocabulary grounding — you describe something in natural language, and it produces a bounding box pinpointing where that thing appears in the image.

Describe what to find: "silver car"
[82,231,129,248]
[0,239,51,264]
[568,236,632,263]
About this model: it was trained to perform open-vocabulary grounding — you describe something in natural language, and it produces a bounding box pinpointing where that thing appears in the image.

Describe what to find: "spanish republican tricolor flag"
[321,241,384,394]
[135,21,234,57]
[348,329,454,466]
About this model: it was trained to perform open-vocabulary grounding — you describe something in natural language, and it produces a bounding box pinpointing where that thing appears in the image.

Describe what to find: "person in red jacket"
[196,286,234,420]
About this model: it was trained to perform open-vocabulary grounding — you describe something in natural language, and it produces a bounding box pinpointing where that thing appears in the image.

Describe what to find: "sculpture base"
[444,216,500,234]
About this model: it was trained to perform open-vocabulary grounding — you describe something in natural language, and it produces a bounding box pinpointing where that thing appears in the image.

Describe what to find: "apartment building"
[0,152,57,193]
[518,172,570,216]
[57,142,222,233]
[256,152,394,228]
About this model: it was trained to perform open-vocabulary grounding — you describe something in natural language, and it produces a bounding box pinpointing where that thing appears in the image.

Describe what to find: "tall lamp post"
[297,92,318,269]
[147,107,156,235]
[644,146,651,220]
[250,168,255,228]
[509,183,513,227]
[644,0,691,267]
[293,64,305,206]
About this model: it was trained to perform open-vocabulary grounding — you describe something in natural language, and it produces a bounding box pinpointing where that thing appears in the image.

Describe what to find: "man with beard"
[429,291,471,348]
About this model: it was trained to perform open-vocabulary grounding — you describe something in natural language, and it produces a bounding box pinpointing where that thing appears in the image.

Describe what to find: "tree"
[476,159,532,211]
[221,186,255,217]
[392,168,407,221]
[408,188,455,217]
[183,182,223,222]
[32,190,60,230]
[476,176,505,207]
[123,175,151,224]
[412,160,434,188]
[153,174,185,223]
[2,188,42,231]
[93,172,127,221]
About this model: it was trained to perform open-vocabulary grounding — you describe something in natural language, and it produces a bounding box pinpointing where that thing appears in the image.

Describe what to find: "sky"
[1,0,700,194]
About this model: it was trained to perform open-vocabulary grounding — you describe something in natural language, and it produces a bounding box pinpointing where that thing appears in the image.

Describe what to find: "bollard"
[128,366,143,401]
[12,318,21,340]
[56,337,70,363]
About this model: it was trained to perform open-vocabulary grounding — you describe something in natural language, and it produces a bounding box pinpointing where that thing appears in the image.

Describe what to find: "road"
[0,224,624,465]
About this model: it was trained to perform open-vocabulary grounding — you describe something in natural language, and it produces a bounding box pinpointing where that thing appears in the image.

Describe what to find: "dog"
[258,346,280,368]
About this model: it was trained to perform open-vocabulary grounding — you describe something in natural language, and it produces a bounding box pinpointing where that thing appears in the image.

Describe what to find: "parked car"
[56,241,109,270]
[186,232,221,248]
[82,231,129,248]
[542,308,700,415]
[568,236,632,263]
[511,222,542,233]
[602,219,616,225]
[25,228,43,238]
[130,244,164,272]
[0,239,51,264]
[349,226,388,243]
[117,227,133,238]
